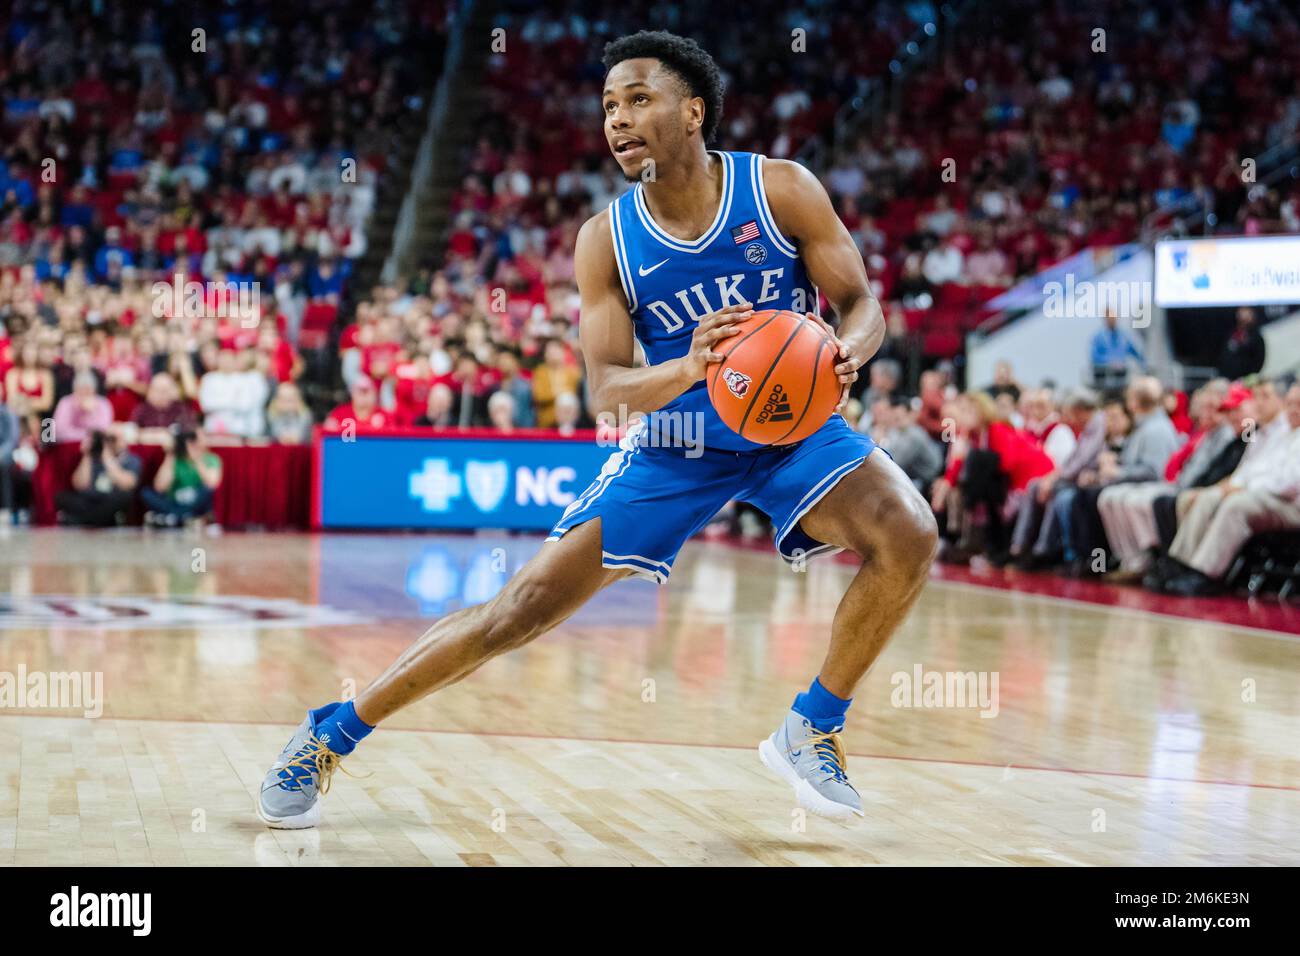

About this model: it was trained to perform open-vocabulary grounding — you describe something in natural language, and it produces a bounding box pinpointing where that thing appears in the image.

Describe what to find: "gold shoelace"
[279,732,364,794]
[792,729,848,779]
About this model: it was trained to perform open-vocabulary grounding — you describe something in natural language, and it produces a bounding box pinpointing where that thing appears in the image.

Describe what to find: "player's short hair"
[602,30,724,144]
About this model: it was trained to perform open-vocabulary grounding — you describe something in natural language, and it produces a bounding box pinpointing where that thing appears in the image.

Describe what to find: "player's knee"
[482,578,552,652]
[874,493,939,573]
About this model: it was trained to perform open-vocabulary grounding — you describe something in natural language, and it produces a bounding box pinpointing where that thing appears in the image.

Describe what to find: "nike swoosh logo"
[638,259,669,276]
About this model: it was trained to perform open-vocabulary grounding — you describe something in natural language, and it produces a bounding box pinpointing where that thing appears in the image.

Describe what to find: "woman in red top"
[3,340,55,433]
[933,391,1055,563]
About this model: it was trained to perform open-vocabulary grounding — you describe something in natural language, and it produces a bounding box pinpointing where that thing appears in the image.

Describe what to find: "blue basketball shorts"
[547,414,877,583]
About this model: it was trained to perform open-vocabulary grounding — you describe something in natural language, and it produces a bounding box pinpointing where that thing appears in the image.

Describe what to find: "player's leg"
[355,518,626,725]
[257,518,624,828]
[794,448,939,699]
[258,424,741,828]
[747,419,937,820]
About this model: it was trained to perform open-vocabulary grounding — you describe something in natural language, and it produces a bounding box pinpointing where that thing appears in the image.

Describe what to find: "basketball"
[707,309,841,445]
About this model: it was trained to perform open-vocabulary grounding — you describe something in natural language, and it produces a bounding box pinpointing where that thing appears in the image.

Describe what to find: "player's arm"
[763,158,885,400]
[575,210,749,420]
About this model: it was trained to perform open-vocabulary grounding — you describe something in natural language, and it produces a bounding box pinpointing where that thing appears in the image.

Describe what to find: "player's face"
[602,59,697,182]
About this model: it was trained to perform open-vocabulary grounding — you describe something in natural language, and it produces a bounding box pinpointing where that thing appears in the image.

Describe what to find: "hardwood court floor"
[0,528,1297,866]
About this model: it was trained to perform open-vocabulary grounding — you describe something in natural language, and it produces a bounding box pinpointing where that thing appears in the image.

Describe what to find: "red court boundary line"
[3,710,1296,794]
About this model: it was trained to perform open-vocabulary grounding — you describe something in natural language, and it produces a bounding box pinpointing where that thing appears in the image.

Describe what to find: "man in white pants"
[1164,383,1300,597]
[1097,381,1231,581]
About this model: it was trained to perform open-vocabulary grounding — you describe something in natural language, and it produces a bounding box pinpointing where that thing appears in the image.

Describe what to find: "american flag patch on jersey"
[731,220,760,244]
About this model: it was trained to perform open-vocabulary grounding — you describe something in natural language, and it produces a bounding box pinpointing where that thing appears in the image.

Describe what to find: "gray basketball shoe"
[759,709,864,820]
[256,714,348,829]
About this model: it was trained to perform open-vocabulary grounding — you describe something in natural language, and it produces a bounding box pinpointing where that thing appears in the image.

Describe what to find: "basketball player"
[258,30,938,825]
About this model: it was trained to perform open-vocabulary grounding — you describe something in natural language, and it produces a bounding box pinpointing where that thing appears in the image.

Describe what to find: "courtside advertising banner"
[315,428,612,530]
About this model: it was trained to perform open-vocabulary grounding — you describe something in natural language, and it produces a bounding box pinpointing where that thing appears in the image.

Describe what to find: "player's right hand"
[683,303,752,380]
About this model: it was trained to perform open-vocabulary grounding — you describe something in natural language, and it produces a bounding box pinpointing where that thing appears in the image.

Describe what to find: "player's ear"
[685,96,705,137]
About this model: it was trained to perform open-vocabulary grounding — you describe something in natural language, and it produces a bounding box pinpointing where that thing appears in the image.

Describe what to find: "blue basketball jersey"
[608,151,819,452]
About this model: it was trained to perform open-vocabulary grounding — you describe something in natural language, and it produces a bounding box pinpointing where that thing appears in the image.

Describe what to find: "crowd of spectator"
[446,0,1300,371]
[0,0,446,521]
[861,364,1300,598]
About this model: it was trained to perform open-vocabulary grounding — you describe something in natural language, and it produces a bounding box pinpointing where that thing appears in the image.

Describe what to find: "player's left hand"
[803,312,863,412]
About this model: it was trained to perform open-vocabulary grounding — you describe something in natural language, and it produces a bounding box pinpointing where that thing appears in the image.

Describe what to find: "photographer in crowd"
[141,428,223,527]
[54,425,142,527]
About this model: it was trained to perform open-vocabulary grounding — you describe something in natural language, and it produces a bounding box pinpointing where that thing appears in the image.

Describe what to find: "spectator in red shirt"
[934,390,1055,562]
[394,354,437,426]
[917,369,949,443]
[324,377,394,432]
[257,325,302,384]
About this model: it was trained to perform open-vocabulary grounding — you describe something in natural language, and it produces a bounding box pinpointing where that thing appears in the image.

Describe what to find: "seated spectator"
[1143,380,1296,588]
[52,340,104,405]
[394,354,438,426]
[324,377,395,431]
[963,229,1012,287]
[199,347,270,438]
[1009,388,1105,566]
[5,340,56,432]
[51,372,113,445]
[1159,383,1300,596]
[1066,377,1183,574]
[932,390,1055,562]
[102,332,148,421]
[267,383,315,445]
[921,234,964,286]
[874,395,945,495]
[916,369,949,443]
[55,425,141,527]
[531,339,581,428]
[1021,388,1077,467]
[257,325,303,385]
[493,347,535,427]
[142,428,222,528]
[1162,388,1194,434]
[1226,379,1291,469]
[131,372,197,443]
[417,383,456,428]
[1095,380,1236,580]
[445,353,492,427]
[858,358,901,419]
[553,391,582,437]
[487,391,517,433]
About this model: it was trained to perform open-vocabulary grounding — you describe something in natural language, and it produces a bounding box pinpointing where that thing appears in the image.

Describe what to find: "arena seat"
[1226,532,1300,601]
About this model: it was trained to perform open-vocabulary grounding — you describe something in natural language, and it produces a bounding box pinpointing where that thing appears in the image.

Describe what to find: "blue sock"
[310,700,373,755]
[792,676,852,733]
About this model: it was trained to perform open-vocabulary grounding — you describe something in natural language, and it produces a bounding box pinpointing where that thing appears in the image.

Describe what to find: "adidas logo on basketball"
[755,384,794,423]
[723,367,751,398]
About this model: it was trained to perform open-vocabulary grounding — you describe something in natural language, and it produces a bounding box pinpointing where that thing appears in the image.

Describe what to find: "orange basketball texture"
[707,309,840,446]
